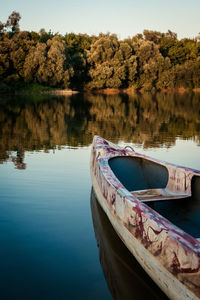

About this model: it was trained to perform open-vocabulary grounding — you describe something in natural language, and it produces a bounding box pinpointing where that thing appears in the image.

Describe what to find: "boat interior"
[109,156,200,239]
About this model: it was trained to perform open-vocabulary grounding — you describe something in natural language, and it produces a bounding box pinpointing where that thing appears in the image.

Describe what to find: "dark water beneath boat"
[0,92,200,300]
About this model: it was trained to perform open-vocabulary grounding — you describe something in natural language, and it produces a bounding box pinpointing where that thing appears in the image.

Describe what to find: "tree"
[86,35,137,89]
[9,31,37,78]
[23,42,48,83]
[159,37,176,58]
[181,38,199,60]
[65,33,92,54]
[64,33,91,88]
[156,67,175,89]
[0,35,12,80]
[24,36,74,87]
[47,36,69,86]
[134,40,171,90]
[168,41,188,64]
[0,22,5,34]
[165,30,177,40]
[39,29,54,43]
[174,61,200,88]
[0,13,200,91]
[196,33,200,42]
[5,11,21,34]
[143,30,164,44]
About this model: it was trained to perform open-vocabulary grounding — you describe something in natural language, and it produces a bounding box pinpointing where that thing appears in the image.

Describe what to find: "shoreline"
[45,87,200,95]
[13,89,80,96]
[86,87,200,95]
[1,87,200,96]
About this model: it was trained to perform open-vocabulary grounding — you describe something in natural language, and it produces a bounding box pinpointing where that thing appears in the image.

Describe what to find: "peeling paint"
[90,135,200,300]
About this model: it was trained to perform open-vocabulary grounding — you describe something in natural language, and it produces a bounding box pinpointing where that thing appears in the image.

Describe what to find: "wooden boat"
[90,136,200,300]
[90,188,168,300]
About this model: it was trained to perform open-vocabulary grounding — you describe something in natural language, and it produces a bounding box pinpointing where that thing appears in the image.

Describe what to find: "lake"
[0,92,199,300]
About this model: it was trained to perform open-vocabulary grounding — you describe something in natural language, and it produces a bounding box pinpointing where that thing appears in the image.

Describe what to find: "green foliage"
[0,36,11,78]
[86,35,137,89]
[168,41,188,64]
[65,33,92,54]
[4,11,21,34]
[143,30,164,44]
[39,29,54,43]
[159,37,177,58]
[19,83,53,91]
[0,22,4,34]
[23,36,74,88]
[0,82,11,93]
[4,73,20,84]
[0,11,200,91]
[174,61,200,88]
[64,33,91,89]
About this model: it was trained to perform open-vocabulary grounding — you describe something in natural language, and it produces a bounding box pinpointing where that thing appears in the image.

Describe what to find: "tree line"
[1,11,200,92]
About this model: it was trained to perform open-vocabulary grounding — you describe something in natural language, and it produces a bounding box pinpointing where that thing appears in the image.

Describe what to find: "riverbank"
[1,82,200,96]
[16,87,200,96]
[86,87,200,95]
[0,82,80,96]
[15,89,80,96]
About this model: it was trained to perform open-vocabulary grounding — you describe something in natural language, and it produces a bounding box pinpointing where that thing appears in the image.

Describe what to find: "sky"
[1,0,200,40]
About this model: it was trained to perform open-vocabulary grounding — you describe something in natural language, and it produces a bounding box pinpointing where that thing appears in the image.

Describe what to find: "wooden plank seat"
[130,188,190,202]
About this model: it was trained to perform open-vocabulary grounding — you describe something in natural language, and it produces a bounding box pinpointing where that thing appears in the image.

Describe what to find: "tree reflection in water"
[0,92,199,169]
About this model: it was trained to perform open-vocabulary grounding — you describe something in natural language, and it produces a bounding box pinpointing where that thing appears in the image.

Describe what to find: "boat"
[90,188,168,300]
[90,135,200,300]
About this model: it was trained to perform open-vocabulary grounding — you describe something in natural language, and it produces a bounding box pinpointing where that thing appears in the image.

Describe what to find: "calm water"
[0,92,200,300]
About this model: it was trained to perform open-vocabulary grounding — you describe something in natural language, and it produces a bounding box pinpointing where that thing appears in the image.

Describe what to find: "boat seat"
[130,188,190,202]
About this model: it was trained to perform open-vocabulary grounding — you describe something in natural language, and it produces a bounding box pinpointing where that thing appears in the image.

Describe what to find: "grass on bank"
[0,81,55,94]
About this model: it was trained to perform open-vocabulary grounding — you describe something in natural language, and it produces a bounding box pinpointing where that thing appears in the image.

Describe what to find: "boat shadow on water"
[90,188,169,300]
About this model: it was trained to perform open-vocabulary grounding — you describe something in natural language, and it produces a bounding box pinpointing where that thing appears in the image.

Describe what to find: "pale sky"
[1,0,200,39]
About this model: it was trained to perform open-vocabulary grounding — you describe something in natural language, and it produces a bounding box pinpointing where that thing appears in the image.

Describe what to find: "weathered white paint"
[91,171,199,300]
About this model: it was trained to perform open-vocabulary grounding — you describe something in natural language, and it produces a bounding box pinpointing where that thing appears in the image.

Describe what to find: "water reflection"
[90,188,168,300]
[0,92,200,169]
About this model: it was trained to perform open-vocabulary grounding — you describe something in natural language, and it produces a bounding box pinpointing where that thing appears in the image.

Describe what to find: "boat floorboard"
[131,188,189,202]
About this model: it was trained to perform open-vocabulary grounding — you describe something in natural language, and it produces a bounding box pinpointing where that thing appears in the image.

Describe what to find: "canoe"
[90,135,200,300]
[90,188,168,300]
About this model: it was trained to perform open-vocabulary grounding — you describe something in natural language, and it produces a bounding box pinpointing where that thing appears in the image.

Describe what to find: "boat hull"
[90,136,200,300]
[90,188,168,300]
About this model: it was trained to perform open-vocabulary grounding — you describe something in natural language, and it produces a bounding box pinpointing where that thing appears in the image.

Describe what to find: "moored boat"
[90,135,200,300]
[91,188,168,300]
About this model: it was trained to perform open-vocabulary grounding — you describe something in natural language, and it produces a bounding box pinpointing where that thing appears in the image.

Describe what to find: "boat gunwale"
[93,136,200,254]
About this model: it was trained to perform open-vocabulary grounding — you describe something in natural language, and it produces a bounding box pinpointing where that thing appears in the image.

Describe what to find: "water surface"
[0,92,199,300]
